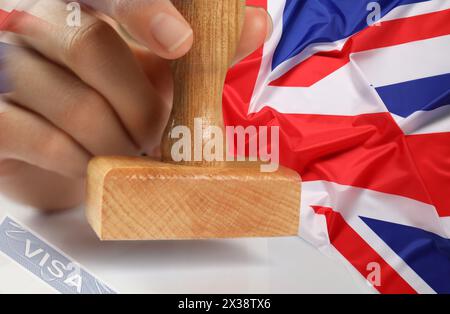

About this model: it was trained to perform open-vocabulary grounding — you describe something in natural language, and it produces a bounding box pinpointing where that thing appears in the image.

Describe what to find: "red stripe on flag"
[311,206,417,294]
[406,133,450,218]
[291,112,432,205]
[270,8,450,87]
[222,100,434,205]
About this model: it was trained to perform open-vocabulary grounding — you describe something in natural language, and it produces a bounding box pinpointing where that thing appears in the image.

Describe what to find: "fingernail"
[150,13,193,53]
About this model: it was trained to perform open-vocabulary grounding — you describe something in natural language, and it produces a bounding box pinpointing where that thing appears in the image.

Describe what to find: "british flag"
[224,0,450,294]
[1,0,449,294]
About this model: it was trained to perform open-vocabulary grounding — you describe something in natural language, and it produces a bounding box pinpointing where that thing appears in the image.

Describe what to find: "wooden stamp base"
[86,157,301,240]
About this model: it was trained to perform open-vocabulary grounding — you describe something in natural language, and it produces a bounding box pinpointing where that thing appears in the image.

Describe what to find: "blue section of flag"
[272,0,430,70]
[361,217,450,294]
[376,73,450,118]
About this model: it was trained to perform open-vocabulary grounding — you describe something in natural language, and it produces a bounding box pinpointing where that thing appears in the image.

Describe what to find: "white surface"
[0,195,371,294]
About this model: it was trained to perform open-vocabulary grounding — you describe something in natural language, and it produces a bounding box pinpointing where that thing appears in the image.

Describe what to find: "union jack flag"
[224,0,450,294]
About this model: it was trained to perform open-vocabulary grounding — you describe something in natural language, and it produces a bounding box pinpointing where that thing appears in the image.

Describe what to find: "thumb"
[233,6,273,65]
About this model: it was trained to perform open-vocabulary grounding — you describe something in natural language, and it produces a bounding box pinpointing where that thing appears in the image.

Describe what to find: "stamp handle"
[161,0,245,163]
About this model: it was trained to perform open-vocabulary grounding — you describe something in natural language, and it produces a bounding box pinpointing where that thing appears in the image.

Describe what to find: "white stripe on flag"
[394,105,450,135]
[350,35,450,88]
[250,62,387,115]
[300,180,449,239]
[382,0,450,22]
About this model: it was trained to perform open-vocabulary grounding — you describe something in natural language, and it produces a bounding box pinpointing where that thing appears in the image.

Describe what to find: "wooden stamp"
[86,0,301,240]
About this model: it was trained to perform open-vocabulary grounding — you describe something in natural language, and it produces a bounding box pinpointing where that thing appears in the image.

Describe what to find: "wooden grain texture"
[161,0,245,163]
[86,157,301,240]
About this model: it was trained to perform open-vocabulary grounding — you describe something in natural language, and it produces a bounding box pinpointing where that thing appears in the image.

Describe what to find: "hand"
[0,0,272,210]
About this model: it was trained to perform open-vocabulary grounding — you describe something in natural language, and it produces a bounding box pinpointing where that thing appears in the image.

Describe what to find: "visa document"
[0,230,56,293]
[0,214,115,294]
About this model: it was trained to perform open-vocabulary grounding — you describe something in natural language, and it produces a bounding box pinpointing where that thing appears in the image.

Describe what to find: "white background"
[0,195,372,294]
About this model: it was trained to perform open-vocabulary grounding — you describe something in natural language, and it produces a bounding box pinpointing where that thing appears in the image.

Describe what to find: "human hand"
[0,0,272,210]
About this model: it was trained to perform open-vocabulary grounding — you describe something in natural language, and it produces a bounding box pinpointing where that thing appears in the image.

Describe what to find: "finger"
[77,0,194,59]
[0,97,91,178]
[4,45,139,157]
[233,6,272,65]
[19,0,170,153]
[0,159,84,211]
